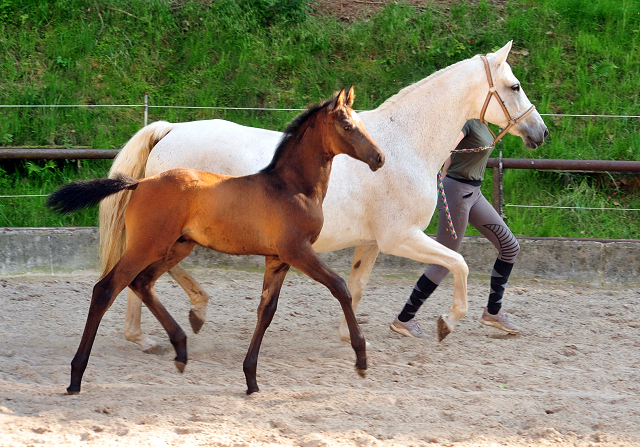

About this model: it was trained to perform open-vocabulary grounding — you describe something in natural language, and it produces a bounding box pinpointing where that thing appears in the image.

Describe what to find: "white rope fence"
[1,103,639,118]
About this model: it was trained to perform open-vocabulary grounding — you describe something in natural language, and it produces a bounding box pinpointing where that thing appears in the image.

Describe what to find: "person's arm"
[441,131,465,177]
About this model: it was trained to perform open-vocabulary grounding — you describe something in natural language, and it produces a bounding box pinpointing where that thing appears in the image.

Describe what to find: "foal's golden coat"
[47,87,384,395]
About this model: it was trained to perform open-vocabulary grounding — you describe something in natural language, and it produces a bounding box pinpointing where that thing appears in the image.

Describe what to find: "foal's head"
[322,86,385,171]
[262,87,384,174]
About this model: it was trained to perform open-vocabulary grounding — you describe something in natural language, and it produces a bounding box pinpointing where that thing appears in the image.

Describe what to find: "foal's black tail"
[46,172,139,214]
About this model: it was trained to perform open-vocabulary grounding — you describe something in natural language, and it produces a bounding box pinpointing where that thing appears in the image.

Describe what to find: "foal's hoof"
[66,386,80,395]
[189,309,205,334]
[246,386,260,395]
[437,315,452,342]
[174,360,187,373]
[355,367,367,378]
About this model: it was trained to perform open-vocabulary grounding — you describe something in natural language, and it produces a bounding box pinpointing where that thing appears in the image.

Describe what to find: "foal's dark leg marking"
[130,241,196,372]
[130,274,188,372]
[68,265,140,394]
[243,256,290,395]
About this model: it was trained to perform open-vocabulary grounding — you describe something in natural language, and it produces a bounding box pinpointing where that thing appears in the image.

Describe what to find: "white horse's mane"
[376,54,482,112]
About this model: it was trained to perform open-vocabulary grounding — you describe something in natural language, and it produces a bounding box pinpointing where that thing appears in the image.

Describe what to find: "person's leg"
[391,178,477,337]
[467,193,521,333]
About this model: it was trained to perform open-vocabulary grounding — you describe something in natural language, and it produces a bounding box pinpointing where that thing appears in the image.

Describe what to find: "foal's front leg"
[286,247,367,376]
[243,256,290,395]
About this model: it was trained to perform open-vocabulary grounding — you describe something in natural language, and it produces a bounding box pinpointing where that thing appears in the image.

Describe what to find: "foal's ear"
[329,87,346,112]
[346,85,355,107]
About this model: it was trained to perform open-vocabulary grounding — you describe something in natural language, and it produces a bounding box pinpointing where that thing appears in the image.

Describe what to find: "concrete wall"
[1,227,638,285]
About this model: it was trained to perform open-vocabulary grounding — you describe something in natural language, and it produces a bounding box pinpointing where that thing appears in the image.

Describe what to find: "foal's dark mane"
[260,96,335,173]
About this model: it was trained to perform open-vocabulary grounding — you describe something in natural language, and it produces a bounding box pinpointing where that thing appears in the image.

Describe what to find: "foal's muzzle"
[366,150,385,172]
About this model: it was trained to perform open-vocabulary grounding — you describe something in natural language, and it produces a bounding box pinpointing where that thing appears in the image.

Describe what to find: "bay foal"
[47,87,385,395]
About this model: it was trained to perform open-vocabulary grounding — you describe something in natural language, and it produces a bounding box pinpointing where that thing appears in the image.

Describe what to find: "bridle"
[478,55,536,145]
[438,56,538,240]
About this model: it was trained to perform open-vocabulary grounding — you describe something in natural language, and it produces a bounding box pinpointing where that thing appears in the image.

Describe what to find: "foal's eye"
[511,84,521,92]
[343,125,352,131]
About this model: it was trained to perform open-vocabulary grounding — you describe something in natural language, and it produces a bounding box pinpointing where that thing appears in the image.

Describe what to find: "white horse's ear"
[492,41,513,65]
[346,85,355,107]
[329,88,346,112]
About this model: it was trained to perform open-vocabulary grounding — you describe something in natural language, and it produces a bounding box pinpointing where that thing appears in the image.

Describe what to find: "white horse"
[100,41,548,352]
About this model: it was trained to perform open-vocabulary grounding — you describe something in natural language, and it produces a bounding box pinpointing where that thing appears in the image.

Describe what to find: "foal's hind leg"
[338,244,379,343]
[129,240,197,373]
[124,289,159,352]
[243,256,290,395]
[124,264,209,352]
[68,255,149,394]
[284,247,367,376]
[167,264,210,334]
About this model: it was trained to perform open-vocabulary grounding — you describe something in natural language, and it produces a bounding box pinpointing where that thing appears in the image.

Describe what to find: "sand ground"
[1,267,639,446]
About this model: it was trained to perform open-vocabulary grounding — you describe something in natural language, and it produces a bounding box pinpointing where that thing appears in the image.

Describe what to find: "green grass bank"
[0,0,639,238]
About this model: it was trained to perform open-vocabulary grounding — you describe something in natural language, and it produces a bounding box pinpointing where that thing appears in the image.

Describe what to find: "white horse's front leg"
[124,289,159,352]
[378,229,469,341]
[167,264,210,334]
[339,244,380,342]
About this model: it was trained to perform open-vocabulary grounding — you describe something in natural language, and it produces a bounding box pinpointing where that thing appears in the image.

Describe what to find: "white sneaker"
[390,316,430,338]
[479,307,520,334]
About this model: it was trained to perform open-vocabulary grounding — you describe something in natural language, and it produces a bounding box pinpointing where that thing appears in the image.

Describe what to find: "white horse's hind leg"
[378,230,468,341]
[339,244,380,342]
[124,289,159,352]
[167,264,209,333]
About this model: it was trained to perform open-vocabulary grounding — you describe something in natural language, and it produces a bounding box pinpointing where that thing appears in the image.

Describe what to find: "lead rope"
[437,143,495,239]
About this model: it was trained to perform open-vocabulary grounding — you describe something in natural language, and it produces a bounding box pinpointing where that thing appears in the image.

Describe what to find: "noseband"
[478,55,536,145]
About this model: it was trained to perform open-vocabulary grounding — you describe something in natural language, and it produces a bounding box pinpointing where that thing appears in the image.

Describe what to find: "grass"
[0,0,639,237]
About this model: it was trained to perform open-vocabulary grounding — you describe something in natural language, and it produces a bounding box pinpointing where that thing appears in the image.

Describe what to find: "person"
[390,119,521,338]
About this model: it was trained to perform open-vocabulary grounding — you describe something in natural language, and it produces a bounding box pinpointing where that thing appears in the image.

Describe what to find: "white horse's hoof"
[138,337,159,353]
[189,308,206,334]
[338,325,351,343]
[339,334,371,348]
[437,314,455,342]
[338,322,371,347]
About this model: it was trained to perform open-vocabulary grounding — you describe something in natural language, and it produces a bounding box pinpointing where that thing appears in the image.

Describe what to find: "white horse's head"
[479,41,549,149]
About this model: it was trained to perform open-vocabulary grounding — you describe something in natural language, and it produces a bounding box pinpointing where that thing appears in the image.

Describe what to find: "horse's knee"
[450,251,468,276]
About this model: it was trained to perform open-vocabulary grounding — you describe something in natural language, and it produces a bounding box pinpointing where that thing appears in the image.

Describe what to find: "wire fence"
[2,101,639,118]
[1,98,639,214]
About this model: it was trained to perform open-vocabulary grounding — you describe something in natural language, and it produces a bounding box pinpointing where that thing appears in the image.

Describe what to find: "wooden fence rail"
[2,147,639,213]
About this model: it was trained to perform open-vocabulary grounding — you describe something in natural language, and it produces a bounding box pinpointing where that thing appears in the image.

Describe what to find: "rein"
[438,55,535,240]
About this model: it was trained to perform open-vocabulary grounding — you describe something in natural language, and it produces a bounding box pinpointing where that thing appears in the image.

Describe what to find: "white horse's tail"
[99,121,174,277]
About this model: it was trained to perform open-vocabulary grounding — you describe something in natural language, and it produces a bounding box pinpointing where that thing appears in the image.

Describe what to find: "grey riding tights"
[398,176,520,322]
[425,175,520,285]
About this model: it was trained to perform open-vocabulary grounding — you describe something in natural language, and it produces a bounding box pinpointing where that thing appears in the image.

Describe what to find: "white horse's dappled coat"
[100,42,548,350]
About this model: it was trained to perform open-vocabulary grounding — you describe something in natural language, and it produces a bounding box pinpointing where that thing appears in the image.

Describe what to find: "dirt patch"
[312,0,506,22]
[1,269,639,446]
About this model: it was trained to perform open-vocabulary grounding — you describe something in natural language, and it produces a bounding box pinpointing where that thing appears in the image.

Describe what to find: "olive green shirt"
[446,119,494,182]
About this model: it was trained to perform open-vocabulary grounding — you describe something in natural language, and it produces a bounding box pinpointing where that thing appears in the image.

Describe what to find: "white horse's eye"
[511,84,521,92]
